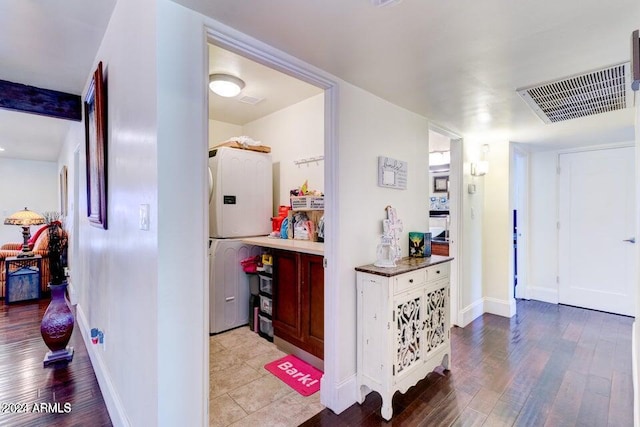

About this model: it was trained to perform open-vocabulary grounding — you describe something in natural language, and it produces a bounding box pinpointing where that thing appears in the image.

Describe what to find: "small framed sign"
[378,156,407,190]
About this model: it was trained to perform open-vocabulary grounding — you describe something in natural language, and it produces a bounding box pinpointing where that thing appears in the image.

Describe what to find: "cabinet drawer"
[260,294,273,316]
[427,263,450,283]
[259,275,273,295]
[394,270,426,295]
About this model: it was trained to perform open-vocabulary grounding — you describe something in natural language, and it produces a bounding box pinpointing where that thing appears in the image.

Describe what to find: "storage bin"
[259,314,273,338]
[260,294,273,316]
[259,275,273,295]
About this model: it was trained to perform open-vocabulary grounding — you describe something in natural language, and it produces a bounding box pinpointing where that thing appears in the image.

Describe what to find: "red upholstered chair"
[0,225,66,299]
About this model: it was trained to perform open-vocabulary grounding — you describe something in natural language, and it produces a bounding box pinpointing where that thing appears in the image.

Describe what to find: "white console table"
[355,255,453,420]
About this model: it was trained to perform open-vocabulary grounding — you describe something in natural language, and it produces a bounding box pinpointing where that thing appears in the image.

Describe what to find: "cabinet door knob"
[409,279,414,283]
[436,270,440,274]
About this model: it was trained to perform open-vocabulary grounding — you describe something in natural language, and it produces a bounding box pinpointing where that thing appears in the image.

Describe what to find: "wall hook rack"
[294,155,324,167]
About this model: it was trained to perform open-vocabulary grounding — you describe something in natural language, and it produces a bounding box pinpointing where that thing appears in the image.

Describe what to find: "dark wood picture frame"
[433,175,449,193]
[84,62,108,229]
[59,165,68,217]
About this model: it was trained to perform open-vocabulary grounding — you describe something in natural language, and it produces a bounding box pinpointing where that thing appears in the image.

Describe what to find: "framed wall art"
[377,156,408,190]
[433,175,449,193]
[84,61,108,229]
[59,165,68,216]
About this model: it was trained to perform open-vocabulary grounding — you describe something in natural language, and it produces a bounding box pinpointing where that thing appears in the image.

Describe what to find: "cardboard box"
[290,196,324,210]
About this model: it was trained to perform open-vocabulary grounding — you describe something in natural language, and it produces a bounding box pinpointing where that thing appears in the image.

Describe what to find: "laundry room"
[206,41,327,389]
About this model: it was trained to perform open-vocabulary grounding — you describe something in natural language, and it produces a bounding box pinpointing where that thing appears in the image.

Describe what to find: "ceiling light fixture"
[0,147,5,152]
[478,112,492,123]
[209,74,245,97]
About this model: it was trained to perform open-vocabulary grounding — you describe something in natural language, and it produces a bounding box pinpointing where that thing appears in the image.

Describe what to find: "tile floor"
[209,326,325,426]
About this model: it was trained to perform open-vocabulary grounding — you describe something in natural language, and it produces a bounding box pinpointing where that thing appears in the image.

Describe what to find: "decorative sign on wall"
[377,156,407,190]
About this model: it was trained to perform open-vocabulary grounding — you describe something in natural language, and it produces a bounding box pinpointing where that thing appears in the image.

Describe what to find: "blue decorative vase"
[40,281,74,366]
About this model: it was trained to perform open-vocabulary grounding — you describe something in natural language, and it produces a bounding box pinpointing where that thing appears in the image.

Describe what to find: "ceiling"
[180,0,640,151]
[1,0,638,163]
[208,44,322,125]
[0,0,116,161]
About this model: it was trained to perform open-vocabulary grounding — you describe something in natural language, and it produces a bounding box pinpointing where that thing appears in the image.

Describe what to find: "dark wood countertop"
[355,255,453,277]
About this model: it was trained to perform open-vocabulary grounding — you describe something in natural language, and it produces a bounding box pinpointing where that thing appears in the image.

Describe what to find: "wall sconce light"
[471,144,490,176]
[471,161,489,176]
[209,73,245,97]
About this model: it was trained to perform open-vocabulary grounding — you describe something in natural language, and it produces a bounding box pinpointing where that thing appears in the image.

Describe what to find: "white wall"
[459,141,485,324]
[157,1,208,426]
[0,158,58,244]
[336,83,430,379]
[209,119,242,148]
[57,122,83,292]
[482,141,515,317]
[243,94,324,209]
[634,76,640,427]
[529,150,560,303]
[60,0,163,425]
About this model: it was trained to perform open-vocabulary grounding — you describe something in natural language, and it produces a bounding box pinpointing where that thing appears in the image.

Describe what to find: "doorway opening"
[428,126,462,326]
[205,36,336,423]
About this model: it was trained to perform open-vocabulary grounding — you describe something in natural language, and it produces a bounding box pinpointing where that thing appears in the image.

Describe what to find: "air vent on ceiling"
[517,62,631,124]
[238,95,264,105]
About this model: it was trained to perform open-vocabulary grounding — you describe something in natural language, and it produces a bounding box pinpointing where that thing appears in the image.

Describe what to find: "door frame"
[428,123,463,326]
[510,144,530,300]
[204,25,341,410]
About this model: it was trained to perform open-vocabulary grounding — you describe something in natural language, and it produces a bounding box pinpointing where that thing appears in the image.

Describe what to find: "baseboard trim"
[76,305,129,426]
[321,373,357,415]
[484,297,516,318]
[633,321,639,427]
[460,298,484,327]
[528,286,559,304]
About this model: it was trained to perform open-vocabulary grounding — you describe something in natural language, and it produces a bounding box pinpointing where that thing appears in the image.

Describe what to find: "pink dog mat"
[264,354,323,396]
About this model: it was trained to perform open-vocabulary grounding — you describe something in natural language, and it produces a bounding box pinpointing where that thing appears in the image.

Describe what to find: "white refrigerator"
[208,147,273,334]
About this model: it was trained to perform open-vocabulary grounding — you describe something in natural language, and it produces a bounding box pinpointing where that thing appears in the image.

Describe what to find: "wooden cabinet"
[356,257,452,421]
[272,250,324,359]
[431,240,449,256]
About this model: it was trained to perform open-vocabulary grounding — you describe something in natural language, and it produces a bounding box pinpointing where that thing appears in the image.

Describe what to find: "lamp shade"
[4,207,45,226]
[209,74,245,97]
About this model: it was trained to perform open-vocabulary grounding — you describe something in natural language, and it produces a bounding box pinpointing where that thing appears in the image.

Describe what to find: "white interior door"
[558,146,635,316]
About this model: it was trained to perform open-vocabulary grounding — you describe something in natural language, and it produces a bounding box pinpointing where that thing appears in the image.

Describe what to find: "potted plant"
[40,211,74,366]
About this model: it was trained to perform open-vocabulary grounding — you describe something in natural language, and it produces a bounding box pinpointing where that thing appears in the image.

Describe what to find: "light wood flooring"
[209,327,324,426]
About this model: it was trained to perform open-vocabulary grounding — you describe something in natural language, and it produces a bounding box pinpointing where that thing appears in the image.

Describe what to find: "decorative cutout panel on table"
[395,295,422,375]
[425,287,447,354]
